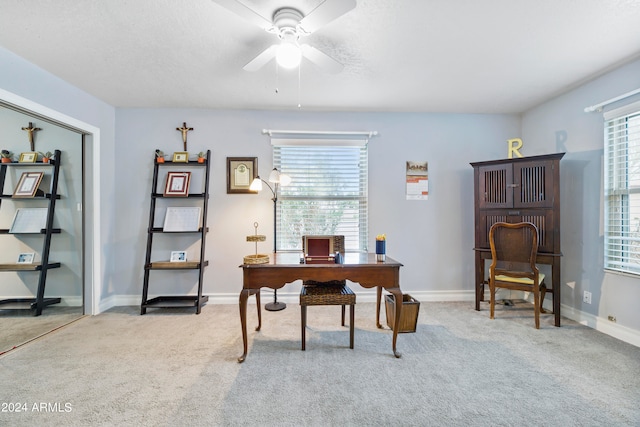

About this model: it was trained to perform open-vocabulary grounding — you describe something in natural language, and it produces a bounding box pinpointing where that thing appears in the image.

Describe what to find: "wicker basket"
[385,294,419,333]
[243,254,269,264]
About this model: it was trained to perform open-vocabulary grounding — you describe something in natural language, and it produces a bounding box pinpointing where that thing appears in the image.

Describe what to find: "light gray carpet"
[0,300,638,426]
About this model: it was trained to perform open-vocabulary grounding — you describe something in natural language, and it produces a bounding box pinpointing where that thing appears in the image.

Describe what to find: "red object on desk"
[304,236,336,264]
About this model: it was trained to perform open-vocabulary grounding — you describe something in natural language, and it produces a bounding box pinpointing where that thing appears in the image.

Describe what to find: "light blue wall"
[114,109,520,301]
[522,58,640,334]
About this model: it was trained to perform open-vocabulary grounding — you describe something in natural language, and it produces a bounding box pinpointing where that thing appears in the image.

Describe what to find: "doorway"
[0,98,91,354]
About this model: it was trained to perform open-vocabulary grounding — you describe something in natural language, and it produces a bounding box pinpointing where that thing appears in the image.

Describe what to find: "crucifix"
[21,122,42,152]
[176,122,193,151]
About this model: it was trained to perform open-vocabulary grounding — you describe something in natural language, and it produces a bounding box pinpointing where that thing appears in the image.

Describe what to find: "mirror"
[0,103,85,354]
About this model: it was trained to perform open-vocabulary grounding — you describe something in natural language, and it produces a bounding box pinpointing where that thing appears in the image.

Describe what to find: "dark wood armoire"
[471,152,564,326]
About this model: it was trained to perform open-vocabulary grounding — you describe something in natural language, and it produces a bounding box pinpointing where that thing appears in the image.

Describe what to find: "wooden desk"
[239,252,404,363]
[474,248,562,327]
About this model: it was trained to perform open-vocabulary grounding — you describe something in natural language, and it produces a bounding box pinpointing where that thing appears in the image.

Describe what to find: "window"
[272,138,368,252]
[605,101,640,274]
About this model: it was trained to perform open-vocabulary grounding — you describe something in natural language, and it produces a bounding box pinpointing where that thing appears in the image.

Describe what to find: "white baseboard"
[561,304,640,348]
[102,290,639,348]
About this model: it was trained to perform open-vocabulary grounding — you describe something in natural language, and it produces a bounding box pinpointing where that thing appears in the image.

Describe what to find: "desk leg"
[388,287,403,358]
[238,289,250,363]
[255,290,262,332]
[376,286,383,329]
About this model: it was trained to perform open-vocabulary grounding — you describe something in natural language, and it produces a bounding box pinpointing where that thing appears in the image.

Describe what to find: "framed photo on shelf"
[163,171,191,197]
[172,152,189,162]
[19,152,37,163]
[13,171,44,198]
[227,157,257,194]
[17,252,35,264]
[170,251,187,262]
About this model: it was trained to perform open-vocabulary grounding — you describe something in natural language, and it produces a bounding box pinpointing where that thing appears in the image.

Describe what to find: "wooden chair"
[489,222,547,329]
[300,284,355,350]
[299,235,354,350]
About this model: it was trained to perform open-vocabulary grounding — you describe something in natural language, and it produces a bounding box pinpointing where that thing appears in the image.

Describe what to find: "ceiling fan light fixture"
[276,40,302,69]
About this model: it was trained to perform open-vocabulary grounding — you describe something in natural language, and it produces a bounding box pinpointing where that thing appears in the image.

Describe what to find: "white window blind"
[273,139,368,252]
[604,100,640,274]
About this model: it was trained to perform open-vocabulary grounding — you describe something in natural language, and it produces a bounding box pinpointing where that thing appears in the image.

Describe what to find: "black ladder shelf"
[140,150,211,314]
[0,149,62,316]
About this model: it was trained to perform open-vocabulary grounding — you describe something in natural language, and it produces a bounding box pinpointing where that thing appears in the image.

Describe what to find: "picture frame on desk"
[227,157,257,194]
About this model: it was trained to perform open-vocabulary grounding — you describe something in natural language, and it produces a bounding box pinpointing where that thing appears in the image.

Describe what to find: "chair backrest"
[489,222,539,277]
[302,235,345,255]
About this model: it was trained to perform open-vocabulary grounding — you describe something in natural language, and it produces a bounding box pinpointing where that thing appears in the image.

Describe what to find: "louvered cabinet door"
[477,163,513,209]
[513,160,556,208]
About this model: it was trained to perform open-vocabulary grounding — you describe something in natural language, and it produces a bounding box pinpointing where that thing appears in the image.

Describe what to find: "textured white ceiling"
[1,0,639,113]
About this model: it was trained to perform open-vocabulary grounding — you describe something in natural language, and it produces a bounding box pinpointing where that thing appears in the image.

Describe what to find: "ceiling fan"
[213,0,356,73]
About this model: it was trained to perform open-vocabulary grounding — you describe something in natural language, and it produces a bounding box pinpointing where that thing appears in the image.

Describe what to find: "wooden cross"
[21,122,41,151]
[176,122,193,151]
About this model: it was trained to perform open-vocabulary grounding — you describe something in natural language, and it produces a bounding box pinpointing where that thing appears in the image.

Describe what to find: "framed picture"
[17,252,35,264]
[172,152,189,162]
[13,171,44,198]
[163,171,191,197]
[19,152,37,163]
[170,251,187,262]
[227,157,257,194]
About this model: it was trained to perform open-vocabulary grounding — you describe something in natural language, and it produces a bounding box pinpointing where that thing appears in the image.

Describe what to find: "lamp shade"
[249,177,263,192]
[279,173,291,186]
[268,168,291,186]
[268,168,280,183]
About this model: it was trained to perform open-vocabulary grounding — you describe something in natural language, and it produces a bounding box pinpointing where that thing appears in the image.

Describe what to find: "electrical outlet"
[583,291,592,304]
[608,315,617,323]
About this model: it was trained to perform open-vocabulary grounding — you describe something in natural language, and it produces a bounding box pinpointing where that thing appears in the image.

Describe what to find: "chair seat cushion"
[300,285,355,306]
[495,272,545,285]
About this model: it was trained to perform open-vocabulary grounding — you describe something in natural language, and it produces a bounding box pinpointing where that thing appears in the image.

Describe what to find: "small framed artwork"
[164,171,191,197]
[227,157,257,194]
[17,253,35,264]
[19,152,38,163]
[170,251,187,262]
[172,152,189,162]
[13,171,44,198]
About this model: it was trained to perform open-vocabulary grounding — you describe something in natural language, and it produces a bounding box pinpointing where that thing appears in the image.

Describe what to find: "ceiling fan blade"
[243,45,277,72]
[212,0,273,30]
[300,44,343,74]
[299,0,356,34]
